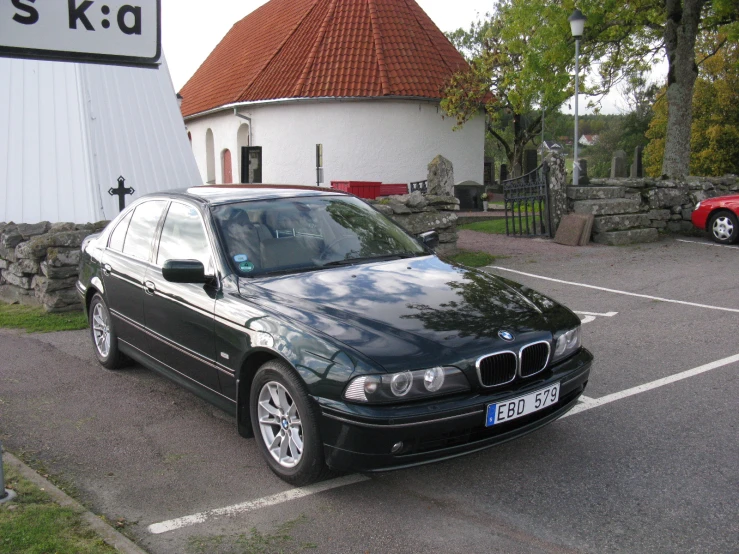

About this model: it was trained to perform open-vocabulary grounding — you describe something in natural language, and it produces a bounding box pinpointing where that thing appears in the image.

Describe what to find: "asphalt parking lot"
[1,234,737,553]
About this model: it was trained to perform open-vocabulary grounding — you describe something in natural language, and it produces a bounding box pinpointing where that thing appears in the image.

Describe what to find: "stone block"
[41,288,82,310]
[389,203,412,215]
[651,220,667,229]
[1,228,23,249]
[0,284,40,306]
[406,191,427,209]
[681,221,695,233]
[669,214,682,221]
[438,230,458,244]
[16,222,50,240]
[15,230,92,259]
[426,195,459,206]
[427,155,455,196]
[9,259,40,275]
[35,275,77,293]
[49,222,77,233]
[46,247,81,267]
[592,228,659,246]
[647,187,688,209]
[0,259,7,270]
[667,221,682,232]
[572,198,642,216]
[40,262,79,279]
[1,270,33,289]
[647,209,671,221]
[592,214,651,233]
[682,208,693,221]
[567,186,625,200]
[400,211,457,234]
[373,204,394,216]
[0,245,17,262]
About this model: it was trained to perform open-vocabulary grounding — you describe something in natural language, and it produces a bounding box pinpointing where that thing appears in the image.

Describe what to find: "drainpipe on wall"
[234,109,252,146]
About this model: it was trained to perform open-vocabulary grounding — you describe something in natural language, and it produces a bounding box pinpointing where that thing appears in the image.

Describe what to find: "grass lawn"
[459,216,540,235]
[0,303,88,333]
[0,464,116,554]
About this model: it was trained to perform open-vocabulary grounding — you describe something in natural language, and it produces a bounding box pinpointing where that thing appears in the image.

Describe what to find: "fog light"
[423,367,445,392]
[391,441,403,453]
[390,371,412,397]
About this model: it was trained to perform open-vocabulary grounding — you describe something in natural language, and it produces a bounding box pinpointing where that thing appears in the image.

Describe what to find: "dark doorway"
[241,146,262,184]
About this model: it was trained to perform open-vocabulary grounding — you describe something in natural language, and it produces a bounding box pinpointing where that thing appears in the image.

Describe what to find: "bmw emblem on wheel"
[498,330,514,341]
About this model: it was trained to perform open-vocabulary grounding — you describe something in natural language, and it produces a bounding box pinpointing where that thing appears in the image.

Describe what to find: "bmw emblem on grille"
[498,330,514,342]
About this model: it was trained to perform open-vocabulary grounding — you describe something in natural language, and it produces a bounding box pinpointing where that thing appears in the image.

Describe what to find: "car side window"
[122,201,167,261]
[156,202,212,268]
[108,211,133,252]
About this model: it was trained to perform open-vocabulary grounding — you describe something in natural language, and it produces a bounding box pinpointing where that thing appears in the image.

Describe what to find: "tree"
[443,0,738,179]
[441,3,575,175]
[644,38,739,176]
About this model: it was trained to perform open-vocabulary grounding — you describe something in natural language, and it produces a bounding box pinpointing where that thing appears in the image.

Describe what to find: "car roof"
[154,184,348,206]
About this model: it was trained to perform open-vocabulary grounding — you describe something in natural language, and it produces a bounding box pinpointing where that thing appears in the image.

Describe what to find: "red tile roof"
[179,0,469,118]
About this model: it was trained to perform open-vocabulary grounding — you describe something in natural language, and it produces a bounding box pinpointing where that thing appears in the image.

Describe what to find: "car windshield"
[212,195,427,277]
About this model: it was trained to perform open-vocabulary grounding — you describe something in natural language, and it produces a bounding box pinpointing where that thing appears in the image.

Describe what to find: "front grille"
[520,342,550,377]
[477,352,517,387]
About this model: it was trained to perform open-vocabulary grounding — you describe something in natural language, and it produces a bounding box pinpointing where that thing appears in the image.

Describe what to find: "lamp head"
[569,9,586,38]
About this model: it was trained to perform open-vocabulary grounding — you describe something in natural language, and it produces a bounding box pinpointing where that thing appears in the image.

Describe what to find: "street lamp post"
[569,9,586,186]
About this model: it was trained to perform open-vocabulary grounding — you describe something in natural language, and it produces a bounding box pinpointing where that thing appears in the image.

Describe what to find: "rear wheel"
[250,359,326,485]
[708,211,739,244]
[88,293,128,369]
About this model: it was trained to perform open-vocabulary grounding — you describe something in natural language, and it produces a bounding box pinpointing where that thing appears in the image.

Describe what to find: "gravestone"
[500,164,508,183]
[578,158,590,185]
[630,146,643,178]
[524,149,538,175]
[454,182,484,211]
[611,150,627,178]
[427,155,455,196]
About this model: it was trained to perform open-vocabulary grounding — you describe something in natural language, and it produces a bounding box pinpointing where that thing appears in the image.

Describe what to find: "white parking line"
[490,266,739,314]
[562,353,739,418]
[148,473,369,534]
[677,239,739,250]
[573,311,618,324]
[148,354,739,536]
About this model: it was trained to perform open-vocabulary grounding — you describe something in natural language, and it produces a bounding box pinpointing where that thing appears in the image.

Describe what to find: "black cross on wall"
[109,176,135,212]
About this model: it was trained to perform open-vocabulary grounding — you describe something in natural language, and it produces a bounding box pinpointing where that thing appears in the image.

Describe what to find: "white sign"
[0,0,160,67]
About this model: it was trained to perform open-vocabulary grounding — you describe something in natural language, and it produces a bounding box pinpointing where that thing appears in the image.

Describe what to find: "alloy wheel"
[91,302,111,358]
[257,381,304,467]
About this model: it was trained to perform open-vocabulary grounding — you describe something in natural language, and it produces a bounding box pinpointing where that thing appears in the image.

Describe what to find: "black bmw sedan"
[77,185,592,485]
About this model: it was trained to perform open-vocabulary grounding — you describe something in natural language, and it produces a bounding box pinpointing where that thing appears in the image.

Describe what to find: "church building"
[180,0,485,188]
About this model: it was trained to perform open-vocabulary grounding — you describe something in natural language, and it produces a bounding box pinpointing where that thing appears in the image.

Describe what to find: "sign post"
[0,1,161,68]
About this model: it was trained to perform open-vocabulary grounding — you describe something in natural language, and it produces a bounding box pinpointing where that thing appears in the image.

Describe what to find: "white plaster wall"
[186,100,484,188]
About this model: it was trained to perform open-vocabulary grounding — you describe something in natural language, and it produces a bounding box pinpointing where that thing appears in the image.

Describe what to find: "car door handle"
[102,263,112,276]
[144,281,156,295]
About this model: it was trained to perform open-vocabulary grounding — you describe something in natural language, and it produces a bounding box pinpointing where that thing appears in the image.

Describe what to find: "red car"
[691,195,739,244]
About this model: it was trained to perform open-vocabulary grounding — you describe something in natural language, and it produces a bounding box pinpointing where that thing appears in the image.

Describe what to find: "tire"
[250,359,327,485]
[88,293,128,369]
[708,210,739,244]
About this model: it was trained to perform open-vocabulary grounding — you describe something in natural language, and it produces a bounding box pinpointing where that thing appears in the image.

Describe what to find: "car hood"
[238,256,557,371]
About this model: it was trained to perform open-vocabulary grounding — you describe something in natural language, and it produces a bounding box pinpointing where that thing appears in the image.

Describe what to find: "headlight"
[695,201,701,210]
[552,326,581,363]
[343,367,470,403]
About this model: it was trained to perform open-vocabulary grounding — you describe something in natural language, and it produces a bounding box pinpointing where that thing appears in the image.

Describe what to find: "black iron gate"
[502,164,552,237]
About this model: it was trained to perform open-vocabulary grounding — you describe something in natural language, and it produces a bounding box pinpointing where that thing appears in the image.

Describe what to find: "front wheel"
[250,360,326,485]
[708,211,739,244]
[88,293,128,369]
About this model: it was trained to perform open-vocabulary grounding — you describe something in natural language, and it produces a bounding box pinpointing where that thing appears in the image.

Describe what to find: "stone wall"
[567,175,738,245]
[370,191,460,256]
[0,221,108,312]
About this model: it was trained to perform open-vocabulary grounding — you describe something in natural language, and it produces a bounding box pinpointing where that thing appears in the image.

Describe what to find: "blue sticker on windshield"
[234,254,248,263]
[239,261,255,273]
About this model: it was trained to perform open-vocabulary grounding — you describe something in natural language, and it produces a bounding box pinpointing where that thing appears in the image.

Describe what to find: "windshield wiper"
[319,253,422,268]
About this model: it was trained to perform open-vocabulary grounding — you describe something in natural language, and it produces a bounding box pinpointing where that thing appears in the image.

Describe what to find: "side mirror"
[418,230,439,250]
[162,260,207,283]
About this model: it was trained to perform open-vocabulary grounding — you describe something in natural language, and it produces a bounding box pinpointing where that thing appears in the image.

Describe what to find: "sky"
[160,0,661,116]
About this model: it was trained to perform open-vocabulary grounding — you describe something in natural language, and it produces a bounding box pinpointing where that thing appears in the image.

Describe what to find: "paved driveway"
[1,235,737,553]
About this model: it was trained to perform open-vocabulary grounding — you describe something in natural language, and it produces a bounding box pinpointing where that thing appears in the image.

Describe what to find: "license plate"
[485,382,560,427]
